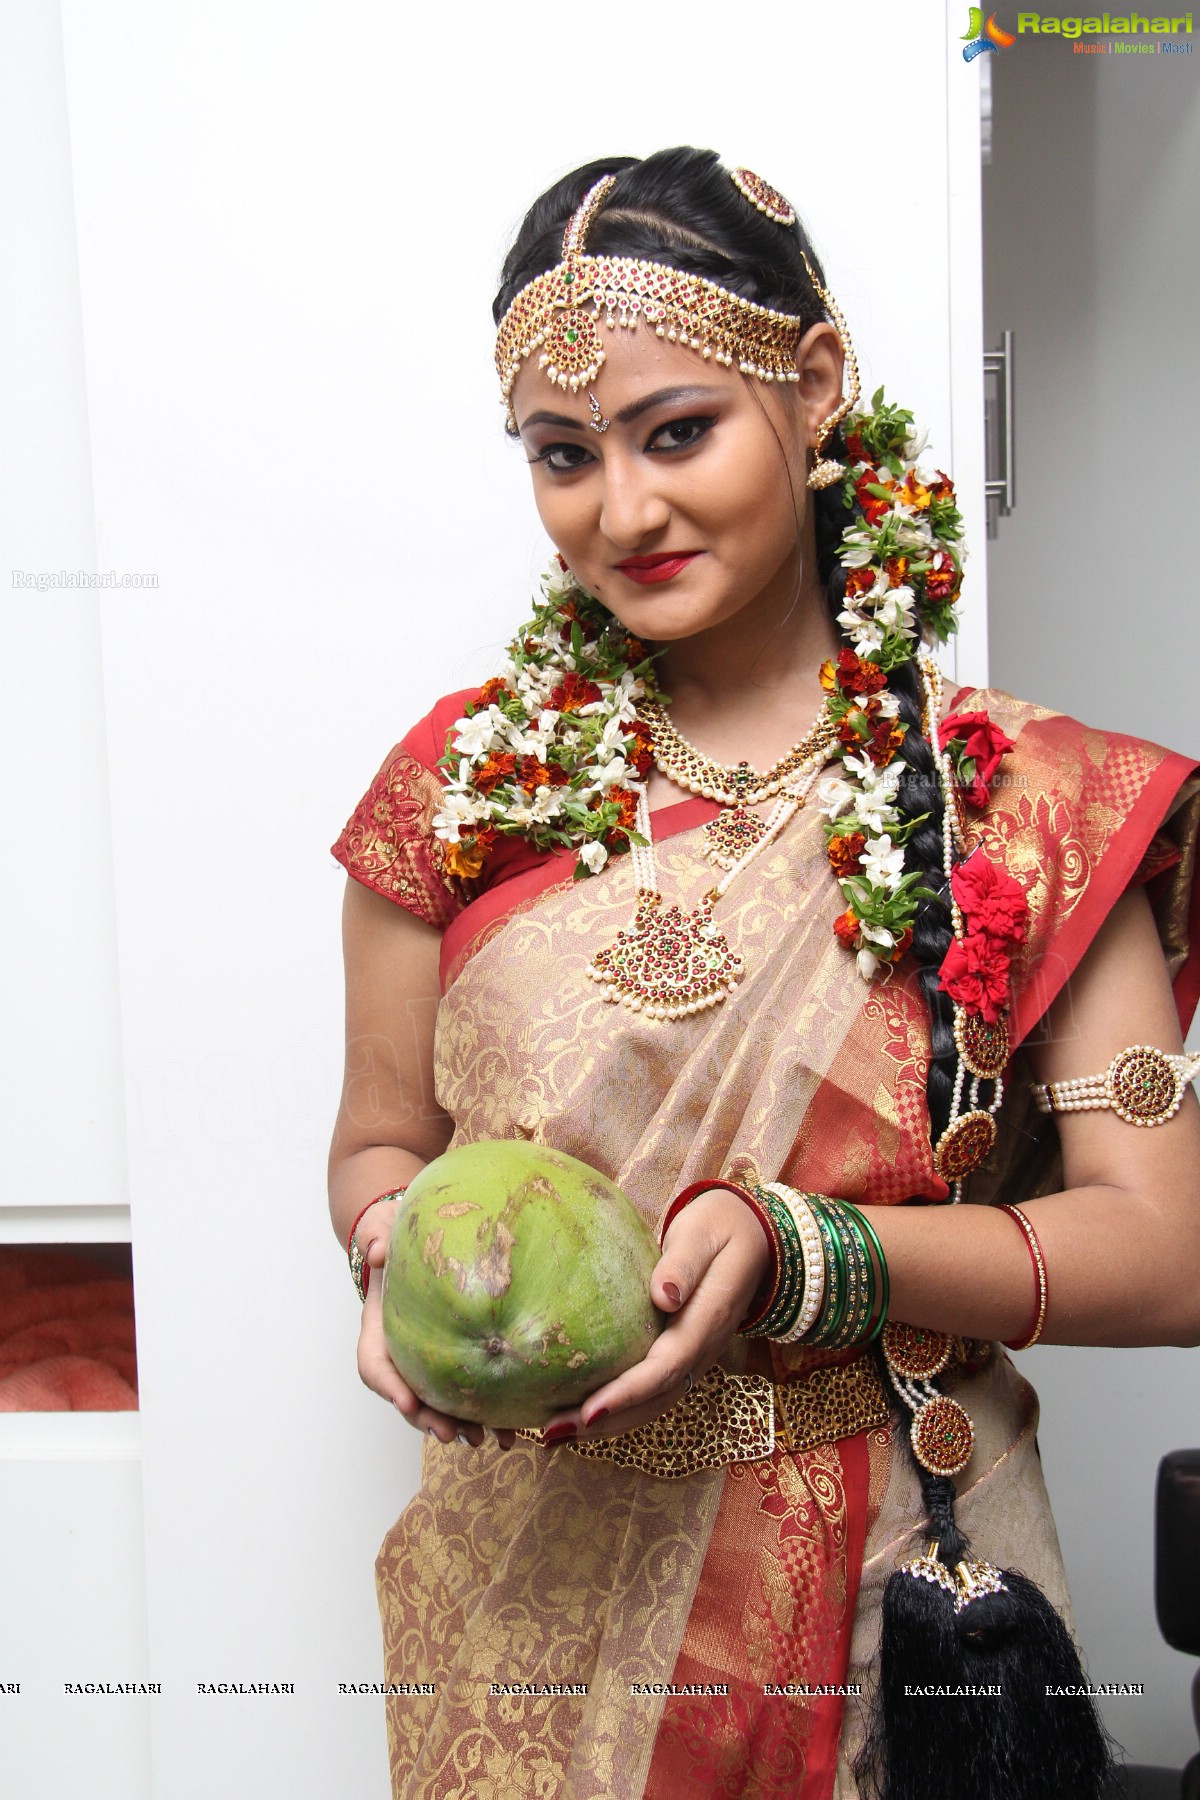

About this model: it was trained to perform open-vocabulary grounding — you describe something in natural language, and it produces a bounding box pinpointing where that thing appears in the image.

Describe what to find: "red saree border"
[1002,715,1200,1049]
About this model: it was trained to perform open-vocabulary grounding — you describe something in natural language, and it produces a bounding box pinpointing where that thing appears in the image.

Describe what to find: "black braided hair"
[494,146,956,1139]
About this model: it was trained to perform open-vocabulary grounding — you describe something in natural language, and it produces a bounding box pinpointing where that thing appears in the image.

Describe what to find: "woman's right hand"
[354,1208,516,1450]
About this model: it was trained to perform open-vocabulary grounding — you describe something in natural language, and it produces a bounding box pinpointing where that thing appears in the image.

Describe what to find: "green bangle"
[823,1201,873,1350]
[747,1187,806,1338]
[839,1201,890,1345]
[806,1202,849,1347]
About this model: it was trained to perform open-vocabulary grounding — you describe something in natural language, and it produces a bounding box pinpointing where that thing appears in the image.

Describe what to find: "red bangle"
[998,1203,1048,1350]
[660,1180,782,1332]
[347,1187,408,1300]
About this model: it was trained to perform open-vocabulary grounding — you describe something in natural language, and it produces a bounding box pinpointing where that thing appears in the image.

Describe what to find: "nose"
[598,454,671,550]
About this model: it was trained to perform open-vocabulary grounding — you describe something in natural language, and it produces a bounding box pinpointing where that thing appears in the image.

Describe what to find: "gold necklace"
[587,739,835,1020]
[642,700,838,869]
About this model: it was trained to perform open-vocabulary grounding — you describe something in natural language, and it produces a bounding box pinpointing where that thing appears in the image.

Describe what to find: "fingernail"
[543,1421,577,1444]
[585,1408,609,1428]
[663,1282,682,1306]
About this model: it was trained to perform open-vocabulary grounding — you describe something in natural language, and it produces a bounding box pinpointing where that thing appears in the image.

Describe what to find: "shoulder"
[328,687,485,928]
[946,682,1200,1044]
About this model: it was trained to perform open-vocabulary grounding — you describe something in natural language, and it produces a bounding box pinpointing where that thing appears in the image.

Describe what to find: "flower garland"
[814,390,967,977]
[432,557,662,881]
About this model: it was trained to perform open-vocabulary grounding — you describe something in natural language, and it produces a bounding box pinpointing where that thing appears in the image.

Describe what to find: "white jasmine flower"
[597,755,628,789]
[450,708,503,758]
[580,841,609,874]
[873,690,901,718]
[817,776,858,821]
[543,561,581,602]
[841,534,876,569]
[877,586,917,632]
[856,946,882,980]
[905,426,930,459]
[860,834,907,890]
[432,792,485,842]
[849,619,885,655]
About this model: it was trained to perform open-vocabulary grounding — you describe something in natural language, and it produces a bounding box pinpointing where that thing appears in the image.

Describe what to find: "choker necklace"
[588,723,837,1020]
[641,698,836,870]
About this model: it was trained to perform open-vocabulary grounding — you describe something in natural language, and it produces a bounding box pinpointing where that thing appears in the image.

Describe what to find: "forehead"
[510,324,749,433]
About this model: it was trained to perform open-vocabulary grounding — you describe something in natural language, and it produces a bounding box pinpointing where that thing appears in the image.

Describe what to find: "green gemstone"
[565,329,578,344]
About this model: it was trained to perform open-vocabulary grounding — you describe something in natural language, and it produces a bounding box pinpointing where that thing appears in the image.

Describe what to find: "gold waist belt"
[518,1355,892,1481]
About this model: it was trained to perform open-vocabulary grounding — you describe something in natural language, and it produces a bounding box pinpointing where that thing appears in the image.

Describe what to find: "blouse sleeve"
[329,688,481,931]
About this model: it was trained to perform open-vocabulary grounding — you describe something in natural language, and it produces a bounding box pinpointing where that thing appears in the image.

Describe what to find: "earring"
[801,253,861,491]
[588,392,610,435]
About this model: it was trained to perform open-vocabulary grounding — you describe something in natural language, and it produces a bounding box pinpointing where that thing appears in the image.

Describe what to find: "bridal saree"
[332,678,1200,1800]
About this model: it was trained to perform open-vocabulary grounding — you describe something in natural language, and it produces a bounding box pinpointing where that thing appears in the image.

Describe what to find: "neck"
[652,557,841,733]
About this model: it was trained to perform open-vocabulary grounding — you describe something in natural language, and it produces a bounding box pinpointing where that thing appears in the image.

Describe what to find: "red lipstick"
[615,552,701,585]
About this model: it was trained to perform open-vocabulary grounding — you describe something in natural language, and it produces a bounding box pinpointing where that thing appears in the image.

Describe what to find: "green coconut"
[380,1139,665,1428]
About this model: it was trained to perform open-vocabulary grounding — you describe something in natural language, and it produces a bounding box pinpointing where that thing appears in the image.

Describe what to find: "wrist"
[661,1180,780,1332]
[346,1186,408,1302]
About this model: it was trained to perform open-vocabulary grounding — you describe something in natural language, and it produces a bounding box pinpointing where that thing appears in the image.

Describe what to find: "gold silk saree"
[332,679,1200,1799]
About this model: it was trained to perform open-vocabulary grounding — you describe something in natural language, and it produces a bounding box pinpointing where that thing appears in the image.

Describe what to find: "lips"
[615,552,701,586]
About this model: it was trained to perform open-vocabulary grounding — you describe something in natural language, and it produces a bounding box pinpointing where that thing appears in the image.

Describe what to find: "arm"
[329,878,513,1448]
[549,884,1200,1442]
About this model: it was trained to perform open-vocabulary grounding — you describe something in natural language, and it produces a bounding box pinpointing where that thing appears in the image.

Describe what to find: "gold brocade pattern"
[331,746,471,928]
[357,680,1199,1799]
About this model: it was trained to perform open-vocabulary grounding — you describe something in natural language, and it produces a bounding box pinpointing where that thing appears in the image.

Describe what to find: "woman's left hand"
[537,1186,771,1444]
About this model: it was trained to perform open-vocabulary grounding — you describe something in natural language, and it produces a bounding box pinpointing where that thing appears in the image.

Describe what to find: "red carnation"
[937,931,1011,1023]
[950,853,1029,946]
[937,709,1016,809]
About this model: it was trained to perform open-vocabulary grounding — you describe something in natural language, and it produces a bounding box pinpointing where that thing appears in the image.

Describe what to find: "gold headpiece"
[495,173,808,430]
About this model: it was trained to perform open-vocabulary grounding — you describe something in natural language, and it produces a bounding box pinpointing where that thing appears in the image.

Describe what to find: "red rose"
[950,853,1029,946]
[937,709,1016,809]
[937,931,1011,1023]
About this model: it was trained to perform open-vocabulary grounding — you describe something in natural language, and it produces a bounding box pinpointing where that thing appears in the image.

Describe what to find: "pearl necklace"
[643,700,838,870]
[587,743,833,1021]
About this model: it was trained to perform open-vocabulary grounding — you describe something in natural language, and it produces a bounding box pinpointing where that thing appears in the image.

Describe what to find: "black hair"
[493,145,957,1140]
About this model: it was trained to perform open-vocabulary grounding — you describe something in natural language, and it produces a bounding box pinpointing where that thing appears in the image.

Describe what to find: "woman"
[327,147,1200,1798]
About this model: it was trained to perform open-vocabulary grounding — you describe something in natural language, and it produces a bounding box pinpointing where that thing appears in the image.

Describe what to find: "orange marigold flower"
[474,751,517,795]
[444,832,493,880]
[833,908,861,949]
[844,567,877,602]
[855,473,893,526]
[605,786,638,830]
[624,635,647,662]
[931,470,955,502]
[883,555,910,588]
[477,676,511,707]
[867,718,906,766]
[924,555,961,602]
[844,430,869,464]
[897,468,933,511]
[886,924,914,962]
[548,671,603,713]
[516,756,551,793]
[828,831,867,876]
[626,719,654,777]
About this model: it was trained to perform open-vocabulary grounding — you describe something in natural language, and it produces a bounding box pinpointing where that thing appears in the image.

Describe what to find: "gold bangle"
[998,1203,1048,1350]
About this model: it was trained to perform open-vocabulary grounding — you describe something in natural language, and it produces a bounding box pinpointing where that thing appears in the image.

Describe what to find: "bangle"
[805,1204,849,1348]
[347,1187,408,1302]
[661,1181,783,1333]
[998,1203,1048,1350]
[836,1200,891,1346]
[757,1186,826,1342]
[743,1188,806,1338]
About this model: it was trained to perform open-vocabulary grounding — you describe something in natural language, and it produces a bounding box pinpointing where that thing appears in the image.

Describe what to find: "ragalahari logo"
[962,8,1018,56]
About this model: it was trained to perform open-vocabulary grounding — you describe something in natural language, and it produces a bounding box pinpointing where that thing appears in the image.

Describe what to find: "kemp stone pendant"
[588,889,744,1019]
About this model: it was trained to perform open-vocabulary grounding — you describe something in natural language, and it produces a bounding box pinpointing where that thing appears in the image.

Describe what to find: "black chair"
[1107,1449,1200,1799]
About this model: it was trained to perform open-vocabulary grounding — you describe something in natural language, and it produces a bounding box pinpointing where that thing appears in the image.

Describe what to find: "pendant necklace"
[640,699,836,870]
[588,718,837,1021]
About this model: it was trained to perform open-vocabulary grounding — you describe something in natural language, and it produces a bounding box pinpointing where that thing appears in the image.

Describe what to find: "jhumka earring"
[800,251,862,491]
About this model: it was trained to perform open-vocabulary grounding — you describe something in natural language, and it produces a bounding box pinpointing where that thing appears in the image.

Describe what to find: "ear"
[793,319,846,453]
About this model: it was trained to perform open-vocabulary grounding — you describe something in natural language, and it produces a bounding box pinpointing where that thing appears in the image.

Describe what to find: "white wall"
[2,3,986,1795]
[984,42,1200,1769]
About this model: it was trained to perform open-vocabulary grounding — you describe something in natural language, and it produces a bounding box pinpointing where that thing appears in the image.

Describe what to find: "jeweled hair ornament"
[496,171,810,430]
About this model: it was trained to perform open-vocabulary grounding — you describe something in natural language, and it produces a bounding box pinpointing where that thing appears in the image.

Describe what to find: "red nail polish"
[586,1408,609,1428]
[543,1421,577,1444]
[663,1282,682,1305]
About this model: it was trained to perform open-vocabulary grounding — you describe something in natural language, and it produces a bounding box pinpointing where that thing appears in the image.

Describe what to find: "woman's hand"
[537,1186,771,1444]
[354,1200,517,1451]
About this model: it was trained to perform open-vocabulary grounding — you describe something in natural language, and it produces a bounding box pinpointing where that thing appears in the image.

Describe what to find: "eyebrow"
[517,384,726,435]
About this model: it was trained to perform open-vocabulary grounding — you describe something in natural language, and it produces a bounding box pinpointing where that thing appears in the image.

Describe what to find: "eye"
[647,415,715,452]
[530,441,595,474]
